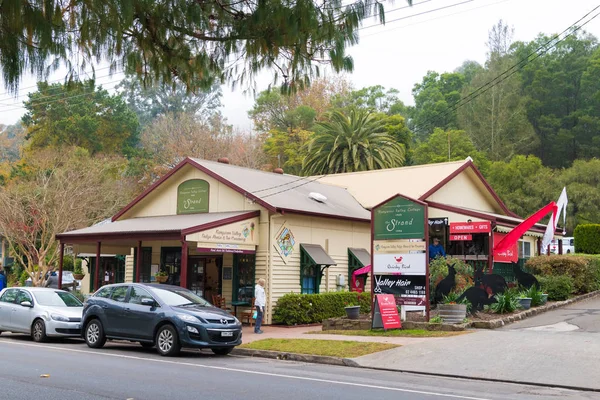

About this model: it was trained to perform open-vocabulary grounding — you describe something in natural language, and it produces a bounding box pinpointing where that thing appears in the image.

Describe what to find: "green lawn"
[308,329,470,338]
[239,339,398,358]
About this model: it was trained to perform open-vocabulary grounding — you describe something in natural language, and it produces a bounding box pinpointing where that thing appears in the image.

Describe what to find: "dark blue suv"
[81,283,242,356]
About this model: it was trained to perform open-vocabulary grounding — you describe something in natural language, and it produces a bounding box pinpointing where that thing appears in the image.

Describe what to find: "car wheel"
[211,347,234,356]
[155,325,180,357]
[32,319,47,343]
[140,342,154,349]
[85,319,107,349]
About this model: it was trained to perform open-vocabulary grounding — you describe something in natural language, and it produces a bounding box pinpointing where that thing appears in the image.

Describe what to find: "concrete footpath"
[242,296,600,391]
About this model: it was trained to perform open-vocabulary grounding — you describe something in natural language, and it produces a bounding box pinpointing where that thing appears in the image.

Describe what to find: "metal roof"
[300,244,337,266]
[57,211,253,237]
[349,248,371,267]
[190,158,371,221]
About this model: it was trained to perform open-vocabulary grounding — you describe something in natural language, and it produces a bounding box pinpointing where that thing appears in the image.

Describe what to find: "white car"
[0,287,83,342]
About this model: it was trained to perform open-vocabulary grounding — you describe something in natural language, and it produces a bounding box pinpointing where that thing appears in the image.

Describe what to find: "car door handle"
[124,308,130,312]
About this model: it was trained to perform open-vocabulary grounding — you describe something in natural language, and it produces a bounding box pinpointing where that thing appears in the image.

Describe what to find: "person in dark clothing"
[0,267,6,290]
[429,237,446,261]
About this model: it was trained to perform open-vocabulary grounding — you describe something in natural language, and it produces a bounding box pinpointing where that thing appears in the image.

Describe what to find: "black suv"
[81,283,242,356]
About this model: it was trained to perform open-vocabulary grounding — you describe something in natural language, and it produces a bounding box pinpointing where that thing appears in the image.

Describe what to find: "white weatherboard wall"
[268,214,370,323]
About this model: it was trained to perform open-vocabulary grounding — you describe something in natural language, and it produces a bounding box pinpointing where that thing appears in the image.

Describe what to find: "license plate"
[221,331,234,337]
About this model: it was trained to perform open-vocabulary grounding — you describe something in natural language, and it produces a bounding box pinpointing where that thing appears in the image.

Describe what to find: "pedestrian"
[429,237,446,261]
[254,278,266,334]
[0,267,6,291]
[45,267,59,288]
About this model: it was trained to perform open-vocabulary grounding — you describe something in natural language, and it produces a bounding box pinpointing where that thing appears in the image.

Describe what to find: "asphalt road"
[0,334,596,400]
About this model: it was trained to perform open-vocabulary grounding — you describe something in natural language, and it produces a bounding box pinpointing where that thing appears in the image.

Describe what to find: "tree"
[409,71,466,139]
[332,85,407,115]
[458,21,536,161]
[117,75,222,127]
[263,128,312,175]
[559,158,600,231]
[0,0,410,94]
[412,128,487,170]
[0,148,136,286]
[22,80,140,155]
[0,123,26,162]
[372,113,413,162]
[302,110,405,175]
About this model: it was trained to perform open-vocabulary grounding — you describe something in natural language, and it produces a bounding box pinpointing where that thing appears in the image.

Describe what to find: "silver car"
[0,287,83,342]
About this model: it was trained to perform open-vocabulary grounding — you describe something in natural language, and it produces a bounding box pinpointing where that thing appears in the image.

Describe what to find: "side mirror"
[20,301,33,308]
[141,298,156,307]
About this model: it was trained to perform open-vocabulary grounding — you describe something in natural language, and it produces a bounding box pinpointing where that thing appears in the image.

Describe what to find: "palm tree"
[302,109,405,175]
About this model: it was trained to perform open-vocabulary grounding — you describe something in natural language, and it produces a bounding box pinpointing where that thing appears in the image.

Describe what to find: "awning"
[352,265,371,278]
[300,244,337,266]
[348,248,371,267]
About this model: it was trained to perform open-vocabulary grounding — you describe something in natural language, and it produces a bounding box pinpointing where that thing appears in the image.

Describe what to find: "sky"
[1,0,600,130]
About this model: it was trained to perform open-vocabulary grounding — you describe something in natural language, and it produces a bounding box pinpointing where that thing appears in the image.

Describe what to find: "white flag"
[541,187,568,252]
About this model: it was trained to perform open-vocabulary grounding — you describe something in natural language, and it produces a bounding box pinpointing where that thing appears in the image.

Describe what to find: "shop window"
[519,241,531,259]
[161,247,182,286]
[233,254,255,303]
[300,244,336,295]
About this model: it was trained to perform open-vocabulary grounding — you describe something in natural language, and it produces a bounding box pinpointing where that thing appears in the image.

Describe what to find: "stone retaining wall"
[322,315,467,331]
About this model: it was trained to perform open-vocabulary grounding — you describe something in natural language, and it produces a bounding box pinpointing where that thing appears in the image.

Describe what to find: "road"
[0,335,596,400]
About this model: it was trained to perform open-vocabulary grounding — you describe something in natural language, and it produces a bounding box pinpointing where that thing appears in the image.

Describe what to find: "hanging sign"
[373,253,427,274]
[372,294,401,329]
[450,221,491,234]
[373,239,426,254]
[450,234,473,241]
[493,232,518,263]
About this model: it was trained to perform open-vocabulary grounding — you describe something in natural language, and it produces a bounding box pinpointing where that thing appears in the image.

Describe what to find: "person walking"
[254,278,266,334]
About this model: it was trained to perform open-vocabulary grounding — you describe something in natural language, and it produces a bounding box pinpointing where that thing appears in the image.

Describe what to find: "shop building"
[56,157,559,324]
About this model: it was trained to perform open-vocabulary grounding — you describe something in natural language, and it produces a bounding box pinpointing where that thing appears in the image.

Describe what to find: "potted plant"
[516,290,532,310]
[437,292,468,323]
[525,286,544,307]
[344,294,361,319]
[73,259,85,280]
[155,269,168,283]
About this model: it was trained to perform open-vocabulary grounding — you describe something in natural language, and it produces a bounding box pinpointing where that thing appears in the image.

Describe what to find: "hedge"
[574,224,600,254]
[272,292,371,325]
[525,255,600,294]
[538,275,574,301]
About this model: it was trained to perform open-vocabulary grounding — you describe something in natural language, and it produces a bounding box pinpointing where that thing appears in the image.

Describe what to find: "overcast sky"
[1,0,599,130]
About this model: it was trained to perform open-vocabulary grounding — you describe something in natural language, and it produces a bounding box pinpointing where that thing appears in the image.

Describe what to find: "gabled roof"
[112,158,371,223]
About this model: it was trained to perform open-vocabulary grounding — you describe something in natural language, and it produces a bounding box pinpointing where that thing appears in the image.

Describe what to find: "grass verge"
[239,339,398,358]
[307,329,470,338]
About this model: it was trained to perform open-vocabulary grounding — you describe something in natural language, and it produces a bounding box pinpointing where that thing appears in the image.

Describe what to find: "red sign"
[350,275,366,293]
[493,232,518,263]
[376,294,401,329]
[450,221,491,234]
[450,234,472,241]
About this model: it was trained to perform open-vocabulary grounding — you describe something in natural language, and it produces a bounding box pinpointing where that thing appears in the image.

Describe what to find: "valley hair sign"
[371,194,430,323]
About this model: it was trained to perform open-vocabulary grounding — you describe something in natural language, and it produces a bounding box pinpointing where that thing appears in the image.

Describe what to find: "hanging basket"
[155,276,168,283]
[73,274,85,280]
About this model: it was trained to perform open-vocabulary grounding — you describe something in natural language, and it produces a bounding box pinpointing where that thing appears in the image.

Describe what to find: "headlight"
[176,313,198,323]
[51,314,69,322]
[234,317,241,325]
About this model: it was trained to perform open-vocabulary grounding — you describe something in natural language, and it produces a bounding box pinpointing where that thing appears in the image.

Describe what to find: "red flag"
[493,202,557,255]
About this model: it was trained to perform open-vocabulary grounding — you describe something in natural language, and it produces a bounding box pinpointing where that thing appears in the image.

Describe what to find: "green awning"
[300,244,337,266]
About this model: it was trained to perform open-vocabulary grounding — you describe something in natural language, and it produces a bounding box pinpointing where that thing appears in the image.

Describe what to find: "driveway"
[501,296,600,333]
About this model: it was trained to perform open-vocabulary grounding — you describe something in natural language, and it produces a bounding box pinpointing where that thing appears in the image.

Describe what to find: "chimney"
[217,157,230,164]
[273,168,284,174]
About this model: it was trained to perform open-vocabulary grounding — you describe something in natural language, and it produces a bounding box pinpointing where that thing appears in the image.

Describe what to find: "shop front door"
[187,256,222,301]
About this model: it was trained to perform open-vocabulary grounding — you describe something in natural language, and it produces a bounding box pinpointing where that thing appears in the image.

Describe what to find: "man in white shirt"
[254,278,266,334]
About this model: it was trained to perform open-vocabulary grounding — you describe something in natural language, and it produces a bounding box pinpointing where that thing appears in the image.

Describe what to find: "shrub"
[525,255,600,294]
[574,224,600,254]
[272,291,371,325]
[524,285,544,307]
[538,275,574,301]
[429,256,474,294]
[71,290,86,302]
[491,289,520,314]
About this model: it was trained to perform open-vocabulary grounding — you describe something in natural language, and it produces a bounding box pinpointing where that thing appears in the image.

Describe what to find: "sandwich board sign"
[371,194,430,323]
[372,294,401,329]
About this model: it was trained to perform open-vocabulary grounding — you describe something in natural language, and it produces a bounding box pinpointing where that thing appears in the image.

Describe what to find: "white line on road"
[0,339,491,400]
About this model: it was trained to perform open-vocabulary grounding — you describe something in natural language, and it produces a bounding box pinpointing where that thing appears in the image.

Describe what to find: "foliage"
[429,256,474,294]
[523,285,544,307]
[412,128,488,170]
[537,275,574,301]
[574,224,600,254]
[117,74,222,127]
[442,292,471,313]
[490,289,520,314]
[561,160,600,230]
[0,147,136,287]
[71,290,86,303]
[272,292,371,325]
[302,109,405,175]
[525,255,600,294]
[263,128,313,175]
[22,81,140,156]
[0,0,407,94]
[332,85,407,115]
[429,315,443,324]
[73,260,84,275]
[0,123,26,163]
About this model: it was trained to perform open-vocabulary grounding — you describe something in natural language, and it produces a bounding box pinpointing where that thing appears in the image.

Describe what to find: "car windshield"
[151,287,211,307]
[34,291,83,307]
